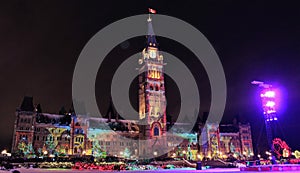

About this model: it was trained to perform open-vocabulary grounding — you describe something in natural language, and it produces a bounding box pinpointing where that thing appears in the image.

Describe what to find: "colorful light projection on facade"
[260,89,277,121]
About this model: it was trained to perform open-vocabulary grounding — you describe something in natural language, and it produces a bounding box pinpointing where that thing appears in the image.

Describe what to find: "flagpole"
[148,12,152,22]
[148,8,156,22]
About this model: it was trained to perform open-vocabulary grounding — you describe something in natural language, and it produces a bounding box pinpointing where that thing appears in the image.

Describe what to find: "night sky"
[1,0,300,154]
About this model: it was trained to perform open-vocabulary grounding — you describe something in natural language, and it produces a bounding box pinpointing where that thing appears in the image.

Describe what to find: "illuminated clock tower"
[138,14,167,157]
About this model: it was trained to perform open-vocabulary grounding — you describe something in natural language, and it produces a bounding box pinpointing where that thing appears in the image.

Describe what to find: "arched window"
[150,85,154,90]
[154,126,159,136]
[155,84,159,91]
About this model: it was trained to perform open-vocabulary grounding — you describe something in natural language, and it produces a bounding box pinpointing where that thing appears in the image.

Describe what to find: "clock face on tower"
[149,50,156,58]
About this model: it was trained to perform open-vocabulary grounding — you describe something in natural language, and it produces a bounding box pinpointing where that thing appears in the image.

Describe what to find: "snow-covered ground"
[3,167,300,173]
[0,167,240,173]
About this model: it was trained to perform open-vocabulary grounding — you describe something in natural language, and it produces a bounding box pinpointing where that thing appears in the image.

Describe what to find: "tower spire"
[147,8,157,48]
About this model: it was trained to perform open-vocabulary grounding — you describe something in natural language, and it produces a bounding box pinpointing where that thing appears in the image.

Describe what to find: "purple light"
[266,101,275,107]
[261,91,275,98]
[260,88,278,120]
[267,110,276,114]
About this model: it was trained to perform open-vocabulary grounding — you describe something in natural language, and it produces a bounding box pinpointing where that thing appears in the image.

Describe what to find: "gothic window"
[150,84,154,90]
[154,126,159,136]
[155,85,159,91]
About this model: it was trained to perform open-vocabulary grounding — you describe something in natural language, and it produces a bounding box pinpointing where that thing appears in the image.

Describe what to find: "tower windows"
[155,84,159,91]
[149,85,154,90]
[148,70,161,79]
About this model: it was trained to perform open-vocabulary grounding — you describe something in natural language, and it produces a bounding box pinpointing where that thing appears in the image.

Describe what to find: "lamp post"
[252,81,277,163]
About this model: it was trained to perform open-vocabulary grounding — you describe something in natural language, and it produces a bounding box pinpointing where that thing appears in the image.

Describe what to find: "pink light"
[266,101,275,107]
[265,91,275,97]
[267,110,276,114]
[261,90,275,98]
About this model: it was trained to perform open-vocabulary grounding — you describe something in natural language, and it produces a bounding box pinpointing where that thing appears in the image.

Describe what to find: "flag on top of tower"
[148,8,156,14]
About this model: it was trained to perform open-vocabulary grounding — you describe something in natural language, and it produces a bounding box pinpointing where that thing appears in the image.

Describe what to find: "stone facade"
[11,15,253,161]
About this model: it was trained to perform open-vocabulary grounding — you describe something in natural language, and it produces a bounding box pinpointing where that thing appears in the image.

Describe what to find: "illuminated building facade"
[11,14,253,161]
[11,97,75,157]
[138,14,167,158]
[11,96,140,158]
[198,122,254,159]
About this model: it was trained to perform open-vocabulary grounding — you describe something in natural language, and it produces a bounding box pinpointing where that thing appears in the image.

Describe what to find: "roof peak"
[147,14,158,48]
[20,96,34,112]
